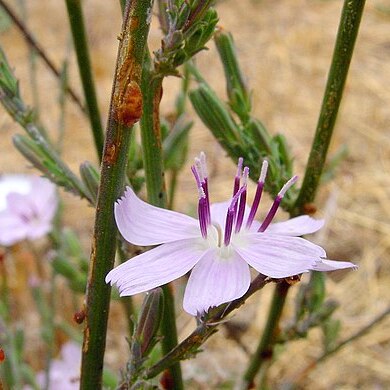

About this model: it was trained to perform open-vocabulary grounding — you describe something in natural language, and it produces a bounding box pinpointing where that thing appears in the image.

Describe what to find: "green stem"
[80,1,153,388]
[242,1,367,387]
[117,241,135,336]
[241,282,289,389]
[292,0,366,216]
[168,170,178,210]
[140,52,184,389]
[65,0,104,160]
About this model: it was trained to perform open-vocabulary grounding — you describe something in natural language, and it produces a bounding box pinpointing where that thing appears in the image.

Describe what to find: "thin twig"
[289,306,390,386]
[0,0,85,113]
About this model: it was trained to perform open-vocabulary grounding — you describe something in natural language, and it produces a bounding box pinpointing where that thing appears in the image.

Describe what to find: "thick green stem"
[139,53,184,389]
[242,1,367,387]
[80,1,153,388]
[241,282,289,389]
[292,0,366,216]
[65,0,104,160]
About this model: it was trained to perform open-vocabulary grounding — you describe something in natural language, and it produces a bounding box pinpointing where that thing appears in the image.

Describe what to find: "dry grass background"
[0,0,390,388]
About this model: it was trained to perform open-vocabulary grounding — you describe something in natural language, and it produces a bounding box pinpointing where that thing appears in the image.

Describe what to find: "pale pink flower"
[0,175,57,246]
[106,153,356,316]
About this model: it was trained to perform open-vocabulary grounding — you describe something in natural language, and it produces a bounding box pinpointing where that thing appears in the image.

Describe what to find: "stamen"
[246,160,268,228]
[191,165,202,188]
[258,175,298,233]
[224,186,245,246]
[194,158,204,183]
[195,153,210,224]
[235,167,249,233]
[233,157,243,196]
[200,152,208,179]
[192,165,209,238]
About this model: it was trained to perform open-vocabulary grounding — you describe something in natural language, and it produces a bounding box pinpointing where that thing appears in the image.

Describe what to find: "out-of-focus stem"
[0,0,85,112]
[80,1,153,388]
[241,282,289,389]
[292,0,366,216]
[289,305,390,386]
[65,0,105,160]
[242,1,367,388]
[139,52,184,389]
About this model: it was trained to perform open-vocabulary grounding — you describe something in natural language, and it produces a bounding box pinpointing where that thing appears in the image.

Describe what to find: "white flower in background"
[0,175,58,246]
[25,342,80,390]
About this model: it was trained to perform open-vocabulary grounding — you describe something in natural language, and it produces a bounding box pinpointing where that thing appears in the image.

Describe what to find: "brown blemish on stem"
[103,142,118,165]
[83,325,90,353]
[116,81,143,126]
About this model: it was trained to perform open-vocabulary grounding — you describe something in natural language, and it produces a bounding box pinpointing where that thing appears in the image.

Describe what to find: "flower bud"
[134,287,164,357]
[214,28,251,120]
[189,84,240,150]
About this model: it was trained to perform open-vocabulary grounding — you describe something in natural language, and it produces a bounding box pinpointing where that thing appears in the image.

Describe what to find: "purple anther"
[198,196,208,238]
[233,157,243,196]
[246,160,268,228]
[235,167,249,233]
[195,153,211,224]
[258,175,298,233]
[224,186,245,246]
[192,164,209,238]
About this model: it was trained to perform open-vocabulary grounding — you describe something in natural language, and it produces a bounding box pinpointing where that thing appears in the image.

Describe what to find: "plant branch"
[139,52,183,388]
[289,305,390,386]
[292,0,366,216]
[0,0,85,113]
[144,275,271,379]
[241,281,289,389]
[80,1,153,387]
[64,0,105,160]
[242,1,367,387]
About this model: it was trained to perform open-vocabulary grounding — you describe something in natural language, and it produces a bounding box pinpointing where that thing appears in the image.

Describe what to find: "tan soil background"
[1,0,390,388]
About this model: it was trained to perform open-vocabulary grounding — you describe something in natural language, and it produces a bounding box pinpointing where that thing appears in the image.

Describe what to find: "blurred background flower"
[0,175,57,246]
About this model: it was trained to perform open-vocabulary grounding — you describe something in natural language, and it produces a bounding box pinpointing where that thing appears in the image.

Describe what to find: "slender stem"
[65,0,105,160]
[292,0,366,216]
[80,1,153,388]
[168,170,178,209]
[290,306,390,386]
[242,1,367,387]
[0,0,85,113]
[241,282,289,389]
[117,241,135,336]
[139,52,184,389]
[17,0,40,119]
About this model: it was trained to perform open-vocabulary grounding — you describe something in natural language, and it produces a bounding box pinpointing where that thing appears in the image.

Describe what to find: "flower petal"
[0,210,28,246]
[233,233,325,278]
[183,249,251,316]
[266,215,324,236]
[106,238,206,296]
[115,187,200,246]
[0,175,31,211]
[312,259,358,271]
[29,177,58,221]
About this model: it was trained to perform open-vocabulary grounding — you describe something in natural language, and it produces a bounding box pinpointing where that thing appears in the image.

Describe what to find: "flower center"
[192,153,298,247]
